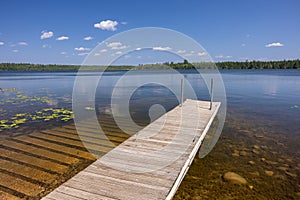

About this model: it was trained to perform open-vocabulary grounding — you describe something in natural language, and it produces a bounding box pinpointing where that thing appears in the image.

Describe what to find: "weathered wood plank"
[44,185,116,200]
[43,189,83,200]
[63,171,167,200]
[85,164,173,187]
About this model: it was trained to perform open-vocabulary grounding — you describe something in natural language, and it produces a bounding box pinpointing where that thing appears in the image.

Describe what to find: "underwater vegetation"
[0,88,73,132]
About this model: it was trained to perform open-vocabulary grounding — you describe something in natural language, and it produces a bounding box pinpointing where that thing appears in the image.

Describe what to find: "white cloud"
[241,43,246,47]
[113,51,122,55]
[18,42,28,46]
[184,53,194,57]
[114,45,127,50]
[94,20,118,31]
[239,57,249,61]
[56,36,69,41]
[265,42,284,47]
[84,36,93,41]
[106,42,128,49]
[41,31,53,39]
[198,52,207,56]
[74,47,90,51]
[42,44,51,48]
[83,36,94,41]
[121,22,127,25]
[111,51,123,56]
[180,51,206,57]
[12,49,18,53]
[107,42,121,48]
[177,50,186,54]
[153,46,171,51]
[78,52,89,56]
[94,49,108,56]
[136,47,142,51]
[215,54,232,59]
[60,52,67,55]
[137,56,142,59]
[0,41,4,45]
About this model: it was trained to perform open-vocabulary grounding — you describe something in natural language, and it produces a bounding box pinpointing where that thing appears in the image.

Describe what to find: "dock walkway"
[43,99,220,200]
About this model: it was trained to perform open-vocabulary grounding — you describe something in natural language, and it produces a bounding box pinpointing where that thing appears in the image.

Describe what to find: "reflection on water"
[0,70,299,199]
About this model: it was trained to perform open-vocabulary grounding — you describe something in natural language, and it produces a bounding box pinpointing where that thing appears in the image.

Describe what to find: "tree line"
[215,60,300,69]
[0,59,299,71]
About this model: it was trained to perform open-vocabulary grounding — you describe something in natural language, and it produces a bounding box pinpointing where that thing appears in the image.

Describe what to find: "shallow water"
[0,70,299,199]
[175,70,300,199]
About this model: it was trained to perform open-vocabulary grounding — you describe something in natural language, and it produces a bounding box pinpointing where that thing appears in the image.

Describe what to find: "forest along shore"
[0,59,300,71]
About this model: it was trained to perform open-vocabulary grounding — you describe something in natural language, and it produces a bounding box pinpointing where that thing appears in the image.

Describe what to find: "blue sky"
[0,0,299,65]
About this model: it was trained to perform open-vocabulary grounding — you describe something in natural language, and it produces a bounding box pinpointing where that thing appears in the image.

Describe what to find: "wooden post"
[210,78,213,110]
[180,78,184,107]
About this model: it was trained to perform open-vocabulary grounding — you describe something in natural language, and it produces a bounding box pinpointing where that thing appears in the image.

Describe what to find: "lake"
[0,70,299,199]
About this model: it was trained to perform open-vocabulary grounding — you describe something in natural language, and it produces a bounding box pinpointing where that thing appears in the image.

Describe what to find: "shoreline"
[0,60,299,71]
[0,69,299,73]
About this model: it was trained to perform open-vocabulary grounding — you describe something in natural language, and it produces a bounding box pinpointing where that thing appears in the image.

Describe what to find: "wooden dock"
[43,99,220,200]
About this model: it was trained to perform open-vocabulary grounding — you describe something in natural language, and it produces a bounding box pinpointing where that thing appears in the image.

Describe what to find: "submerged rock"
[265,160,278,165]
[255,134,264,138]
[285,158,293,163]
[223,172,247,185]
[232,150,240,157]
[248,161,255,165]
[265,170,274,176]
[239,151,248,156]
[232,152,240,157]
[285,171,297,178]
[274,174,286,180]
[252,149,260,155]
[249,171,260,176]
[278,166,288,171]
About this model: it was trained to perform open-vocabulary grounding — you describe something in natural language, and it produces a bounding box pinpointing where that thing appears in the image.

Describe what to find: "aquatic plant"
[0,88,74,131]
